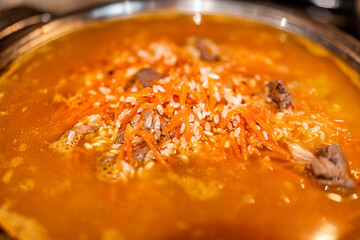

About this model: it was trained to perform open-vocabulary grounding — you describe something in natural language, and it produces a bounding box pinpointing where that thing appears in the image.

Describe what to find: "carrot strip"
[245,106,276,143]
[116,144,126,163]
[137,129,157,146]
[239,117,249,161]
[120,100,144,125]
[163,109,185,134]
[237,106,266,141]
[124,124,134,164]
[164,104,175,117]
[180,82,189,105]
[119,88,154,98]
[114,103,123,124]
[184,107,191,142]
[230,137,242,159]
[219,109,239,129]
[137,131,167,166]
[140,103,157,110]
[174,127,180,139]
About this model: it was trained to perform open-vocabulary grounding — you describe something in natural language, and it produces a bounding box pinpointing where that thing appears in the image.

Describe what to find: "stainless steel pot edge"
[0,0,359,73]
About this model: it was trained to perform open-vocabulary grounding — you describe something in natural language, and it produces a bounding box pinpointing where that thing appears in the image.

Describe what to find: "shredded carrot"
[140,102,157,110]
[164,104,175,117]
[119,88,154,98]
[239,117,248,161]
[116,144,126,163]
[219,109,239,129]
[237,106,266,141]
[137,130,167,166]
[180,82,190,105]
[136,129,157,146]
[163,109,186,134]
[245,106,276,143]
[174,127,180,139]
[124,124,134,164]
[120,100,144,125]
[54,39,335,175]
[114,103,123,124]
[184,106,191,142]
[230,137,242,159]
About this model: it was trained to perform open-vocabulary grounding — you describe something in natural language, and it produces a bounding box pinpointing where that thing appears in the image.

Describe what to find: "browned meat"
[124,68,163,90]
[135,68,163,88]
[50,122,100,153]
[267,80,295,111]
[309,144,355,188]
[196,38,220,62]
[316,178,355,189]
[312,144,346,179]
[116,130,125,144]
[133,145,150,162]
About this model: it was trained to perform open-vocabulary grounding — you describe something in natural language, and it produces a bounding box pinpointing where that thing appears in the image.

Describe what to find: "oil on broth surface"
[0,13,360,240]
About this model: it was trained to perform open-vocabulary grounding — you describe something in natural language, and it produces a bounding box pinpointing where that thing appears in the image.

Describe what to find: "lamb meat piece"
[312,144,347,179]
[317,177,355,189]
[267,80,295,111]
[309,144,355,188]
[196,38,220,62]
[125,68,163,89]
[50,122,100,153]
[133,145,150,162]
[115,130,125,144]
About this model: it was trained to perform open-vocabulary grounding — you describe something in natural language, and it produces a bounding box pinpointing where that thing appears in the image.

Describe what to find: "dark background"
[257,0,360,39]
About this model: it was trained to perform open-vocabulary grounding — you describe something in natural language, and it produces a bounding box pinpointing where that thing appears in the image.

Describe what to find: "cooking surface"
[0,13,360,240]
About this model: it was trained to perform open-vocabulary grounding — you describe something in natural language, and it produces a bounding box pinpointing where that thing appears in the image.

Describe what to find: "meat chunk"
[133,145,150,162]
[186,37,220,62]
[309,144,355,188]
[115,130,125,144]
[135,68,163,88]
[312,144,346,179]
[267,80,295,111]
[196,38,220,62]
[50,122,100,153]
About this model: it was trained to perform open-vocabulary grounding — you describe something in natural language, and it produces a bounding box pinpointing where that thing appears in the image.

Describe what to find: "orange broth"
[0,13,360,240]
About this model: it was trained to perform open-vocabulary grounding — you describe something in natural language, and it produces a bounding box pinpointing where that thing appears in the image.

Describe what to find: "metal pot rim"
[0,0,359,73]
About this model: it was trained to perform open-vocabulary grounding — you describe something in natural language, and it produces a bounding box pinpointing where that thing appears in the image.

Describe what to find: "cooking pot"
[0,0,359,74]
[0,1,359,239]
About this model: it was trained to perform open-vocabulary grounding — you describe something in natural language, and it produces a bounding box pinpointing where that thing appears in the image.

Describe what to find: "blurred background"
[0,0,359,40]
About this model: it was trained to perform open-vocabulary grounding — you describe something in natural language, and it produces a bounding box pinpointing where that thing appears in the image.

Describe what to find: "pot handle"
[0,6,54,50]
